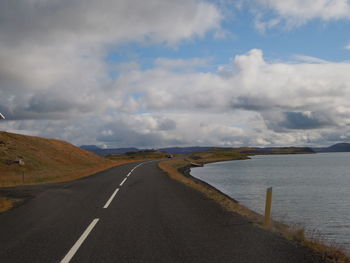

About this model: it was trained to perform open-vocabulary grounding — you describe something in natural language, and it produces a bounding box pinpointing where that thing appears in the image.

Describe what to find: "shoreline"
[159,156,287,230]
[178,159,288,228]
[159,156,350,263]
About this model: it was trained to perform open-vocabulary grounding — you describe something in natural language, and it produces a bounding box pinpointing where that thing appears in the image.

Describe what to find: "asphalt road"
[0,161,326,263]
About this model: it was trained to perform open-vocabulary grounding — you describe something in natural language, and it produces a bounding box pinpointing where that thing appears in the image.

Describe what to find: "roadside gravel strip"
[0,161,327,262]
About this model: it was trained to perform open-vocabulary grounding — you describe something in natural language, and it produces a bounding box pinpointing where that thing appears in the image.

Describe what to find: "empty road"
[0,161,325,262]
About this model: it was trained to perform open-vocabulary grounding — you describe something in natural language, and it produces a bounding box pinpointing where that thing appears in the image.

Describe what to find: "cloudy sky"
[1,0,350,148]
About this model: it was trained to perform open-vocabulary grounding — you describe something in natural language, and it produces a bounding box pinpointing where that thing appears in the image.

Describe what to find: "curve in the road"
[0,160,326,263]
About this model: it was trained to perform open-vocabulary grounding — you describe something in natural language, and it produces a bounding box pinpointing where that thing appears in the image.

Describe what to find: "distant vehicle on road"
[167,154,173,158]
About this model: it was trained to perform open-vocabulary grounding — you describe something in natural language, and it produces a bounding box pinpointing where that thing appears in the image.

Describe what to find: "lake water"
[190,153,350,249]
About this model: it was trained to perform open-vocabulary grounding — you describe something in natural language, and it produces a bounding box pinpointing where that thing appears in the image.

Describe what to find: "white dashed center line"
[60,162,148,263]
[60,218,100,263]
[119,177,127,186]
[103,188,120,209]
[102,162,144,209]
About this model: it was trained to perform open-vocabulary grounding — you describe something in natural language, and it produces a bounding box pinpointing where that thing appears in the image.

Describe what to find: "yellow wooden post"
[264,187,273,227]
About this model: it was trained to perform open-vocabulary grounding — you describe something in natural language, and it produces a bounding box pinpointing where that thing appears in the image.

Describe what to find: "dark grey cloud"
[157,118,177,131]
[27,94,76,114]
[262,110,337,133]
[0,0,221,47]
[280,112,332,130]
[231,96,273,111]
[96,123,181,148]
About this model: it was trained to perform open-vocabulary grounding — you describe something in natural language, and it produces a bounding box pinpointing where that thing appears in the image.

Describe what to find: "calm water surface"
[191,153,350,249]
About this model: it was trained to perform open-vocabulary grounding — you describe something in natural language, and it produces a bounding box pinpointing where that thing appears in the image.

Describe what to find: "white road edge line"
[103,188,120,209]
[119,177,127,186]
[126,172,131,177]
[60,218,99,263]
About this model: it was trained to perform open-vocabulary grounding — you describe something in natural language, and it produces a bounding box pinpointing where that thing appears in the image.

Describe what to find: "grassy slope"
[0,131,119,186]
[159,150,350,263]
[0,132,174,212]
[0,197,12,213]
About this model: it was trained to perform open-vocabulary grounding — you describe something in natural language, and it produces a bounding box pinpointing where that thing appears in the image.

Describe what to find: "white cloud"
[345,44,350,50]
[3,47,350,147]
[0,0,222,120]
[4,48,350,147]
[2,0,350,148]
[249,0,350,29]
[98,49,350,147]
[254,16,281,33]
[293,55,329,64]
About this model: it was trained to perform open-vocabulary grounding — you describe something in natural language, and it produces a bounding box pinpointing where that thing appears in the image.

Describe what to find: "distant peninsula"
[80,145,315,156]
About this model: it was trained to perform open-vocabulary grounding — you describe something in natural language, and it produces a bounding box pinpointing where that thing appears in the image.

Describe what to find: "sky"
[1,0,350,148]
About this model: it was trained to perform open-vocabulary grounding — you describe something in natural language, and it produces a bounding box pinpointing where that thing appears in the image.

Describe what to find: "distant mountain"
[239,147,315,154]
[328,143,350,152]
[93,148,139,156]
[313,143,350,153]
[83,144,338,156]
[158,147,213,154]
[80,145,102,151]
[79,145,139,156]
[80,145,213,156]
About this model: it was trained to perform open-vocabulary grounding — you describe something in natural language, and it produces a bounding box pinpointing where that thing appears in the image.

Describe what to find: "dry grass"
[0,132,171,186]
[159,156,350,263]
[0,197,13,212]
[281,225,350,263]
[0,131,171,213]
[0,131,124,186]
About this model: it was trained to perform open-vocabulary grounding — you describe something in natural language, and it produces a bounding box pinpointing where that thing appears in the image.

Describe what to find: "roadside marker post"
[264,187,273,228]
[16,158,25,184]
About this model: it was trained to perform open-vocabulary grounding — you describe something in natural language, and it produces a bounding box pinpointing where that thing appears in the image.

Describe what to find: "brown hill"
[0,131,118,187]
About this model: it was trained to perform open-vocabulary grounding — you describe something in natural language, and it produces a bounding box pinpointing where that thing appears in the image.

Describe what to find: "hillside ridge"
[0,131,115,186]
